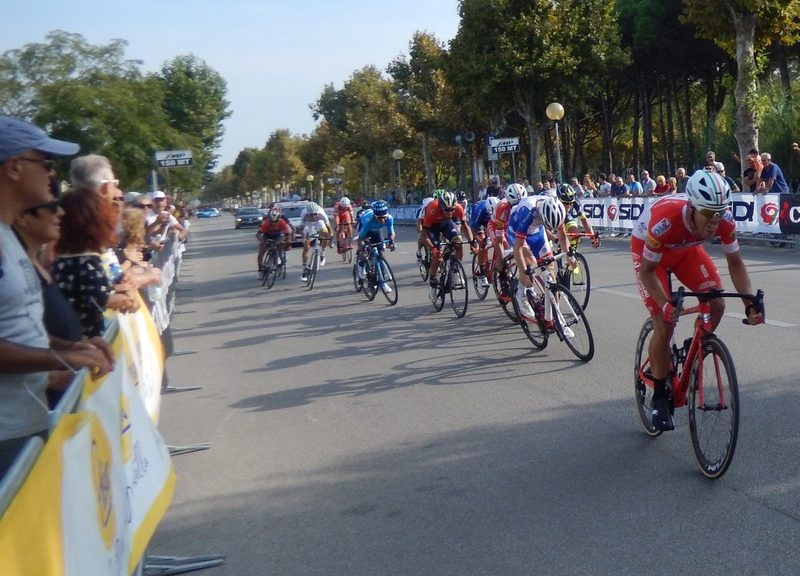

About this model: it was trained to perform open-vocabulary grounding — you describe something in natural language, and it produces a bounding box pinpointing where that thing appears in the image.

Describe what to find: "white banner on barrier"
[579,193,782,233]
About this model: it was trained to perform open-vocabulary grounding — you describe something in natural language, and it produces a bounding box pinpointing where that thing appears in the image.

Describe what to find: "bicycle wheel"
[688,335,739,479]
[567,252,591,310]
[264,251,278,289]
[376,256,398,306]
[306,250,318,291]
[513,279,548,350]
[363,265,377,301]
[417,245,431,282]
[471,253,489,301]
[633,318,662,437]
[448,259,469,318]
[352,263,363,293]
[493,261,519,322]
[346,245,353,264]
[549,284,594,362]
[431,269,445,312]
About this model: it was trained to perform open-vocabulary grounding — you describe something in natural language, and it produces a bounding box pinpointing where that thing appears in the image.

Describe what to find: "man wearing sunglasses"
[630,169,763,432]
[0,116,114,477]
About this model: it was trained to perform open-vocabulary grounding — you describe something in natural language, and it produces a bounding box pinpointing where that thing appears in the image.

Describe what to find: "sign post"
[489,137,520,183]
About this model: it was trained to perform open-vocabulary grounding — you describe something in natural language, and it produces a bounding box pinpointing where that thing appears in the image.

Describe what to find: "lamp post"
[546,102,565,184]
[392,149,404,203]
[274,183,281,203]
[334,165,345,198]
[306,174,314,202]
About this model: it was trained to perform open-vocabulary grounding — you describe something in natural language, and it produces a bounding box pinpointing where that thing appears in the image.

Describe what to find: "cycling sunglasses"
[698,207,726,218]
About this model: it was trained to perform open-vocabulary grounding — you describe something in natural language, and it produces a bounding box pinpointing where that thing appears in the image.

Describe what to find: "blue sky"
[2,0,461,168]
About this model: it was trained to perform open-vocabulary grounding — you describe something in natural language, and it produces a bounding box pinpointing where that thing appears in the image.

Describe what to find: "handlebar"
[672,286,765,324]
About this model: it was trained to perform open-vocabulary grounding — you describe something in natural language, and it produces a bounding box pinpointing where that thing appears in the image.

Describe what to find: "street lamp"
[392,149,404,203]
[306,174,314,202]
[546,102,565,184]
[274,183,281,202]
[334,165,345,198]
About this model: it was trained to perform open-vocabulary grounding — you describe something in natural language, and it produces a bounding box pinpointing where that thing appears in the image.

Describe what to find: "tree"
[388,32,449,194]
[682,0,800,169]
[158,54,231,174]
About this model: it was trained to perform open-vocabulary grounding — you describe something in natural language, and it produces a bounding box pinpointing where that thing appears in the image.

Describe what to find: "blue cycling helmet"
[372,200,389,216]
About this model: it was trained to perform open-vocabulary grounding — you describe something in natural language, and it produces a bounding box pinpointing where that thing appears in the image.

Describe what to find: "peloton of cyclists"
[630,168,763,431]
[356,200,396,294]
[300,201,332,282]
[256,206,292,272]
[421,190,478,301]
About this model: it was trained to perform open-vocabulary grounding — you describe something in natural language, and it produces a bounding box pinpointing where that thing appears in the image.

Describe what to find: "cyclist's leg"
[427,227,443,280]
[442,220,463,260]
[257,238,268,269]
[673,246,725,328]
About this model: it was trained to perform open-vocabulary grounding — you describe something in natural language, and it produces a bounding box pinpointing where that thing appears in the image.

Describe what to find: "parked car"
[234,207,264,229]
[197,207,220,218]
[273,201,309,244]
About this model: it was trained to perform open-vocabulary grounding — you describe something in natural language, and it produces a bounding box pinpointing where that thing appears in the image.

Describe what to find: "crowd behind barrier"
[0,235,185,575]
[388,192,800,245]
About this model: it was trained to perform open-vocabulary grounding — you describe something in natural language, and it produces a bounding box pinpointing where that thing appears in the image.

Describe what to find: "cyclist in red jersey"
[256,207,292,271]
[422,190,477,299]
[488,183,526,273]
[333,196,355,251]
[630,169,763,431]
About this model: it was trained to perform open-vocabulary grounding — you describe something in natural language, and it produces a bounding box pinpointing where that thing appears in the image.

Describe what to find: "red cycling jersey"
[334,204,354,226]
[258,219,292,235]
[422,201,465,228]
[630,195,739,316]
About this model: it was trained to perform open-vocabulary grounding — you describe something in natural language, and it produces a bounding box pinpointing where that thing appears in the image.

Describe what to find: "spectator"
[668,177,678,194]
[146,190,186,245]
[597,173,612,197]
[582,174,598,197]
[570,177,587,199]
[675,167,688,194]
[626,173,643,197]
[118,207,162,290]
[653,175,670,195]
[486,175,502,198]
[476,185,486,201]
[758,152,789,194]
[610,175,627,197]
[640,171,656,196]
[705,150,725,173]
[717,166,740,193]
[0,116,111,477]
[742,148,762,192]
[53,192,137,338]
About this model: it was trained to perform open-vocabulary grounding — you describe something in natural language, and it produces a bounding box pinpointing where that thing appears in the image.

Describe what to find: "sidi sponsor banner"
[778,193,800,235]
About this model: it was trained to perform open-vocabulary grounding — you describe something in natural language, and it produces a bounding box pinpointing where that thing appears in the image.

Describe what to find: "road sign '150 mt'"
[155,149,193,168]
[489,137,519,154]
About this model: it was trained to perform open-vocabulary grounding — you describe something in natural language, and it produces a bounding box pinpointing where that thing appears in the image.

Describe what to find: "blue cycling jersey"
[470,199,493,230]
[358,211,395,239]
[506,196,544,244]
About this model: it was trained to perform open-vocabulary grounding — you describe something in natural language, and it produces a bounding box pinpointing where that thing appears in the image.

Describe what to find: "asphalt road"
[151,214,800,576]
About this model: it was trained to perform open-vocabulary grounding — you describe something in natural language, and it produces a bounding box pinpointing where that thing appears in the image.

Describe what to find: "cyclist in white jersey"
[300,202,331,282]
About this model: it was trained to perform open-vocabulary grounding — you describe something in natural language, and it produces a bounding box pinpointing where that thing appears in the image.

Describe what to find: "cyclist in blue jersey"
[470,196,499,288]
[507,195,571,323]
[356,200,396,293]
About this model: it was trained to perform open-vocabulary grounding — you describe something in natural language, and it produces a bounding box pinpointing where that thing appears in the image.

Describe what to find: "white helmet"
[486,196,499,210]
[504,183,528,205]
[686,169,730,211]
[306,202,322,214]
[539,196,566,231]
[339,197,351,208]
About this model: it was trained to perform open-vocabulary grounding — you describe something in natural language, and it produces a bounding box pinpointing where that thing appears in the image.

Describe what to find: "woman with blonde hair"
[118,207,162,289]
[582,174,598,198]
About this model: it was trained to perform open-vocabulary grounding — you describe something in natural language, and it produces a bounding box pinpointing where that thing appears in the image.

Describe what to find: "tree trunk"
[657,79,670,177]
[731,11,759,179]
[600,91,613,174]
[421,131,435,193]
[642,75,654,171]
[632,86,640,175]
[683,77,695,168]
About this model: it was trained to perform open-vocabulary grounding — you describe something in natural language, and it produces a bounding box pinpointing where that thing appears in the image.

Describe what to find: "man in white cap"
[0,116,112,477]
[146,190,185,244]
